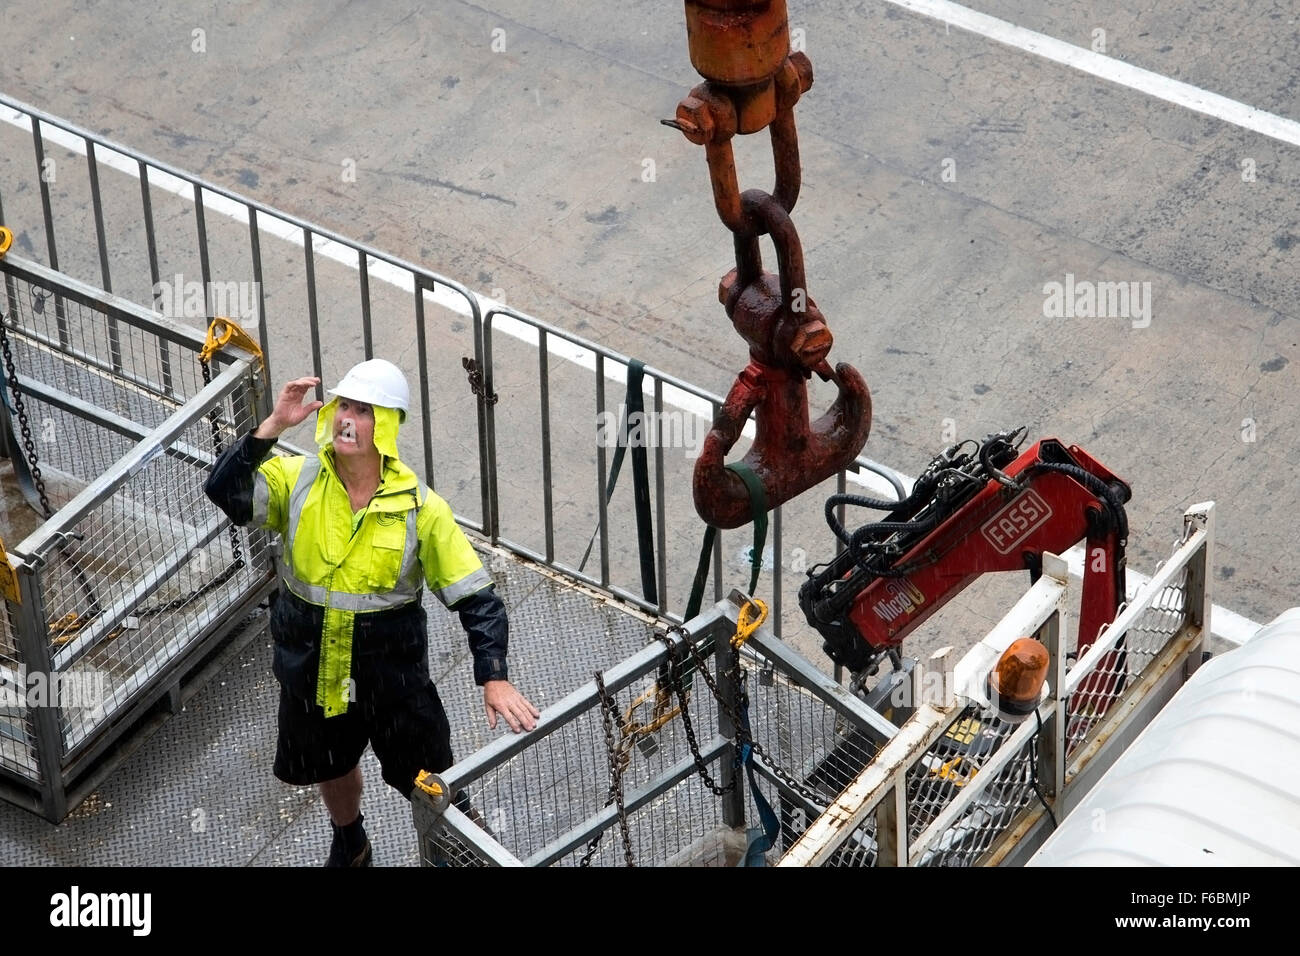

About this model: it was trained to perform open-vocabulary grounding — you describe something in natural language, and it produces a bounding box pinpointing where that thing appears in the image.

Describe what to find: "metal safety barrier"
[0,252,275,821]
[0,94,489,531]
[776,502,1213,867]
[482,304,908,631]
[412,590,901,866]
[0,93,909,636]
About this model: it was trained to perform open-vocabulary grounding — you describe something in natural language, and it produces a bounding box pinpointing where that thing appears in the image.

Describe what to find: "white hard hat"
[328,359,410,420]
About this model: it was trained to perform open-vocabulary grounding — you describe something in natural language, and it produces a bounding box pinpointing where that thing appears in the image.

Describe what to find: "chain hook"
[669,3,872,528]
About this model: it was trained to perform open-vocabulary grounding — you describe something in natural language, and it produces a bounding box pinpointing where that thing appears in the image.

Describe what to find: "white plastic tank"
[1028,608,1300,866]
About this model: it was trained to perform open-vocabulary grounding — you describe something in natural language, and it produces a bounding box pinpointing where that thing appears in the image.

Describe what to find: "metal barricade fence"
[775,502,1213,867]
[0,93,910,635]
[0,252,275,821]
[412,591,900,866]
[0,93,490,532]
[481,304,907,633]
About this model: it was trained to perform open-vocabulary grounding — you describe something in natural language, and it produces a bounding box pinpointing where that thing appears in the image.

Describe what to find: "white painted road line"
[884,0,1300,148]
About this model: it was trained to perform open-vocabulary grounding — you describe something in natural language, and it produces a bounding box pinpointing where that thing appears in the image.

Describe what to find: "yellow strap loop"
[0,226,13,258]
[731,597,769,650]
[200,316,263,369]
[622,682,681,740]
[0,533,19,605]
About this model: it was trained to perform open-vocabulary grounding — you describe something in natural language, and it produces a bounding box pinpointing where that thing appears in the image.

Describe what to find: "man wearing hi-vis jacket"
[205,359,538,867]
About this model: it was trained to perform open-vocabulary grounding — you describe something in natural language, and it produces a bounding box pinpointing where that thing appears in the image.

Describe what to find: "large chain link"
[658,626,827,806]
[582,671,635,867]
[1,308,52,517]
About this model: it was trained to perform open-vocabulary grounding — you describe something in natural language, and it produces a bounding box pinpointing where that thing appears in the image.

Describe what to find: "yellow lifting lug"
[0,226,13,259]
[731,597,769,650]
[413,770,452,815]
[622,682,682,740]
[200,316,264,370]
[0,535,20,605]
[48,612,87,647]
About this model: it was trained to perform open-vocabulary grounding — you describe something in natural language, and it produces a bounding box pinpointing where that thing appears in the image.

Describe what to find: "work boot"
[325,812,372,867]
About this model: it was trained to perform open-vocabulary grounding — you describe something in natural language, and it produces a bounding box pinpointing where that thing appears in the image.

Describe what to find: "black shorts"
[273,683,455,800]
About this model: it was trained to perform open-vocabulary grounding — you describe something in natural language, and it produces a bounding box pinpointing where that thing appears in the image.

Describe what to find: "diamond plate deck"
[0,546,659,866]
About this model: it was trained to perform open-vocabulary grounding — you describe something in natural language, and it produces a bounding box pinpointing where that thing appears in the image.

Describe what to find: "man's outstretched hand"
[483,680,540,733]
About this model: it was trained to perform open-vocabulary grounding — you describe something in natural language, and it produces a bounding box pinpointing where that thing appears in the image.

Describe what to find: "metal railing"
[0,252,275,821]
[412,590,900,866]
[0,93,491,531]
[0,92,910,635]
[776,502,1214,866]
[482,304,907,630]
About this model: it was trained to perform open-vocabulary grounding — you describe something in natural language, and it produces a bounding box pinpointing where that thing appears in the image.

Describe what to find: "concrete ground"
[1,2,1296,658]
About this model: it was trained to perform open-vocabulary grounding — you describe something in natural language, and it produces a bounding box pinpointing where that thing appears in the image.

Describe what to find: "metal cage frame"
[0,252,276,821]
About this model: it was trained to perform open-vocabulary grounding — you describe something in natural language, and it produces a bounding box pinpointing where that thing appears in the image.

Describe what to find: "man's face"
[333,397,377,460]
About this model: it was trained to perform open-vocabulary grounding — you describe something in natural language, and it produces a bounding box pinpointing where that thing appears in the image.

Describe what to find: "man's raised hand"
[255,376,323,439]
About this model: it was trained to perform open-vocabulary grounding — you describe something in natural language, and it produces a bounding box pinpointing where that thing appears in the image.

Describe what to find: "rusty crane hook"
[665,0,872,529]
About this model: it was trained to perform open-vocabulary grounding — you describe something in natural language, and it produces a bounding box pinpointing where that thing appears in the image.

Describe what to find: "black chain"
[658,634,734,796]
[2,308,102,620]
[581,672,635,867]
[659,626,827,806]
[578,624,832,865]
[462,356,498,406]
[1,311,52,517]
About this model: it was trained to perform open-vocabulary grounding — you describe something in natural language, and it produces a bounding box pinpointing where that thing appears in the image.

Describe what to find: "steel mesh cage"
[421,820,491,868]
[40,386,268,755]
[1066,568,1190,756]
[778,510,1212,868]
[0,252,276,820]
[0,599,40,783]
[745,663,878,861]
[422,656,732,867]
[912,726,1039,866]
[415,599,899,866]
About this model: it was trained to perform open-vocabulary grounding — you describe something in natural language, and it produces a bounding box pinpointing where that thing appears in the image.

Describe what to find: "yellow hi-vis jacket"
[250,449,493,717]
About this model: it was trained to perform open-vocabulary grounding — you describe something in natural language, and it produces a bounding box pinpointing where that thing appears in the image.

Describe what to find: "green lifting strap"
[684,461,769,622]
[683,525,717,624]
[578,360,658,605]
[624,361,658,606]
[677,462,768,695]
[729,462,768,597]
